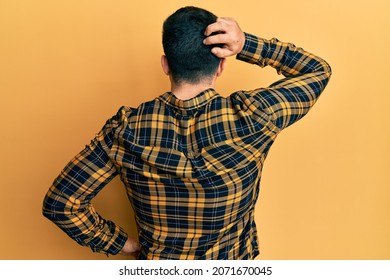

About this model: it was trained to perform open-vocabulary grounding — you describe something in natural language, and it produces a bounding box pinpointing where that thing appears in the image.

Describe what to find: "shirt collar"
[158,88,220,111]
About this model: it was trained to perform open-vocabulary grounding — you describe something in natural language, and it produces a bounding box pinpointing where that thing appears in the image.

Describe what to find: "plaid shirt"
[43,33,331,259]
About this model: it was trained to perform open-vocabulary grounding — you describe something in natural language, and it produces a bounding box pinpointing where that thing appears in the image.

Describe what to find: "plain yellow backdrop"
[0,0,389,260]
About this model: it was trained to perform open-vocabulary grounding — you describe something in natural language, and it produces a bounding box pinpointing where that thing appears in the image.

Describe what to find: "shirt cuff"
[90,222,128,255]
[236,33,265,65]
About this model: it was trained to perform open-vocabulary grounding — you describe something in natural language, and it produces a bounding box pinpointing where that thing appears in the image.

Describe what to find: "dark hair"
[162,6,221,85]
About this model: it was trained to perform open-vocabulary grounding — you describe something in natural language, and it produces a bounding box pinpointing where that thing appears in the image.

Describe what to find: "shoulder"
[108,98,163,127]
[228,89,274,126]
[228,89,268,109]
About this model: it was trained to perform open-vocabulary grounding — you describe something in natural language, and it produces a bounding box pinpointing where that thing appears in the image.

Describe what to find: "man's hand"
[119,236,141,257]
[203,17,245,58]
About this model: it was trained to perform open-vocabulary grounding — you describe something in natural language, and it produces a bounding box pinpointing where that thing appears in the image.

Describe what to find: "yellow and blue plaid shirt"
[43,33,331,259]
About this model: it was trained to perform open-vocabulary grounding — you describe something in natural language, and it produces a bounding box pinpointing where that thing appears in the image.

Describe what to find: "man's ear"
[216,58,226,77]
[161,55,170,75]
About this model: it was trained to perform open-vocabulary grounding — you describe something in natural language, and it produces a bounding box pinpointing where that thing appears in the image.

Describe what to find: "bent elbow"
[42,189,66,222]
[42,194,55,220]
[325,61,332,79]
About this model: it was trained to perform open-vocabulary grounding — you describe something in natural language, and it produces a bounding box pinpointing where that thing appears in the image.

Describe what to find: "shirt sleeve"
[42,107,128,255]
[236,33,332,130]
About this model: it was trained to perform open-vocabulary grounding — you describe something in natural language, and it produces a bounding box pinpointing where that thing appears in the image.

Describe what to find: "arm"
[42,108,139,256]
[204,18,332,129]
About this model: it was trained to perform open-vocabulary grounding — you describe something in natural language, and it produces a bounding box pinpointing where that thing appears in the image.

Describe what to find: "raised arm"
[204,18,332,129]
[238,34,332,129]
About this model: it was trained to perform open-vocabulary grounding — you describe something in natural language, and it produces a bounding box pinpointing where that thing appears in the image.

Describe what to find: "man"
[43,6,331,259]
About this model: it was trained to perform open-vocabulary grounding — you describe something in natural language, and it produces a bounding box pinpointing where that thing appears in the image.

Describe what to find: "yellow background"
[0,0,389,260]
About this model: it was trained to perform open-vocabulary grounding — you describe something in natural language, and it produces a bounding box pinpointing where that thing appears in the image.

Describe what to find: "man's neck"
[170,80,215,100]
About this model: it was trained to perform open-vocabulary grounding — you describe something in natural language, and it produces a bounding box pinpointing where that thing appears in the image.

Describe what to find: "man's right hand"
[203,17,245,58]
[119,236,142,258]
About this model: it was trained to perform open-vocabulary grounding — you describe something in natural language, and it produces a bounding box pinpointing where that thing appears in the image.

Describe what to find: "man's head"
[162,6,223,85]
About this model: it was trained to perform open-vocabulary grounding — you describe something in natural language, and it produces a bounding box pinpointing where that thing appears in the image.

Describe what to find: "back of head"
[162,6,221,85]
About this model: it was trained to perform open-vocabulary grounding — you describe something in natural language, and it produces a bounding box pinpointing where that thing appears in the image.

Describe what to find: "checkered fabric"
[43,33,331,259]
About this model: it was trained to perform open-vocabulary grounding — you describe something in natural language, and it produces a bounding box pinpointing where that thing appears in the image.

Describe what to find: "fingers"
[203,33,229,46]
[204,17,234,36]
[210,47,235,58]
[203,17,245,58]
